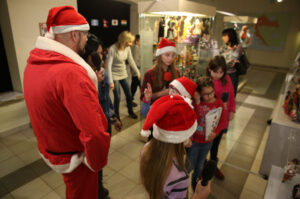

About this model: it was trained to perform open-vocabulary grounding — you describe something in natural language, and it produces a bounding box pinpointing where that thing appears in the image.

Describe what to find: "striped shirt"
[164,161,189,199]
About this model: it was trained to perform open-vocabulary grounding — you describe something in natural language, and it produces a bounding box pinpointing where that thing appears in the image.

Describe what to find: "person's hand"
[192,181,211,199]
[229,112,235,121]
[114,119,122,131]
[96,68,105,82]
[144,83,152,102]
[137,74,141,80]
[184,139,192,148]
[163,87,169,96]
[207,132,216,142]
[110,83,114,90]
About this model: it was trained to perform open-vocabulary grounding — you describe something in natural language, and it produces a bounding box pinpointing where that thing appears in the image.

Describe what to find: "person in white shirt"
[106,31,140,119]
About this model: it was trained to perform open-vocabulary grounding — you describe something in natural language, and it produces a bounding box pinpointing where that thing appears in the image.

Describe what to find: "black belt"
[46,150,80,155]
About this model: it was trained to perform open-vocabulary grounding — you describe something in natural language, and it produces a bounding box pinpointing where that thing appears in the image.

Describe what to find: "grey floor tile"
[213,165,248,198]
[230,143,258,158]
[29,159,51,176]
[0,181,9,197]
[0,166,36,193]
[225,152,254,171]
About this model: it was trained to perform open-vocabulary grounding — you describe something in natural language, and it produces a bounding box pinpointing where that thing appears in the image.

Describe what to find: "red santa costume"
[23,6,110,199]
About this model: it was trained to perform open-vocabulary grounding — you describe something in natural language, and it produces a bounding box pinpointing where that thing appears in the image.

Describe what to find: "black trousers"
[228,72,239,97]
[210,129,227,162]
[98,119,111,198]
[131,76,141,100]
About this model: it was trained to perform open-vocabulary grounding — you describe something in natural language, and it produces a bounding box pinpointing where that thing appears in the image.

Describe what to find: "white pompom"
[45,32,54,39]
[140,129,151,137]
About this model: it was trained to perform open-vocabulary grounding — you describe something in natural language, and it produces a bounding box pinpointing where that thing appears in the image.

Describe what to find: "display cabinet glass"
[138,0,216,82]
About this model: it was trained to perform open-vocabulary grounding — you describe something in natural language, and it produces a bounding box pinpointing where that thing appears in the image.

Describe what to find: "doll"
[158,17,165,42]
[282,158,299,183]
[240,25,251,48]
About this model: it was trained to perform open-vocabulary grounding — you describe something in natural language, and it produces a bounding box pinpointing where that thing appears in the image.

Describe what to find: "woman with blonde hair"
[106,31,140,119]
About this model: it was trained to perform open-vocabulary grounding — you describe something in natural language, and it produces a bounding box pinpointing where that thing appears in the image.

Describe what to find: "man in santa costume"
[23,6,110,199]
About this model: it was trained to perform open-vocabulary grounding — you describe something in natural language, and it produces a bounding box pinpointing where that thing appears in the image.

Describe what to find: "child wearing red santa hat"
[141,38,180,105]
[141,76,197,117]
[140,95,211,199]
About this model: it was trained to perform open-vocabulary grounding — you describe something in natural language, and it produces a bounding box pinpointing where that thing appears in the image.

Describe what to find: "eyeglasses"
[202,90,215,97]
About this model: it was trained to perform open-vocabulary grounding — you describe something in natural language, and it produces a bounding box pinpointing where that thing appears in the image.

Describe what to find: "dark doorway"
[77,0,130,48]
[0,27,13,93]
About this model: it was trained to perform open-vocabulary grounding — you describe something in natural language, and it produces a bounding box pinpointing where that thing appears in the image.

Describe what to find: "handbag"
[236,50,250,75]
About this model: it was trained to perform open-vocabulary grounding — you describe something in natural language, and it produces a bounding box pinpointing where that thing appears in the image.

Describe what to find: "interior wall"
[192,0,300,68]
[4,0,77,91]
[130,4,139,35]
[0,0,77,135]
[0,0,22,91]
[78,0,130,48]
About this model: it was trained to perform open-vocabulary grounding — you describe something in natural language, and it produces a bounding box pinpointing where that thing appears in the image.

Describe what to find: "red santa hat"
[170,77,197,99]
[45,6,89,38]
[141,95,197,143]
[156,38,177,57]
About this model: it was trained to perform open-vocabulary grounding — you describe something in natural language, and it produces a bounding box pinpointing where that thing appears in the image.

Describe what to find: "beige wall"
[192,0,300,68]
[0,0,77,135]
[130,4,139,35]
[0,0,22,91]
[2,0,77,91]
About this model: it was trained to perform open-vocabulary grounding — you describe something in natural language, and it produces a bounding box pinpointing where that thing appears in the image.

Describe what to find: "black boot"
[128,111,138,119]
[192,175,198,192]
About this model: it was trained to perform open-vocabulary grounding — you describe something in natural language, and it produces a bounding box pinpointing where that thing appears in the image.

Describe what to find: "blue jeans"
[113,79,133,118]
[186,141,213,179]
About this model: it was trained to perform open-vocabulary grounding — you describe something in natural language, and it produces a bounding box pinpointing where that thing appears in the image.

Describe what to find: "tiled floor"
[0,66,287,199]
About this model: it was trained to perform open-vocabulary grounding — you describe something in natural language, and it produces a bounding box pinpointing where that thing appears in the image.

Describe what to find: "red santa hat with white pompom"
[170,77,197,99]
[156,38,177,57]
[141,95,197,143]
[45,5,90,38]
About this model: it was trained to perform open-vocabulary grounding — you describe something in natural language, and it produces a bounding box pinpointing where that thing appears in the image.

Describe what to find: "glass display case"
[260,65,300,177]
[223,16,257,49]
[138,0,216,82]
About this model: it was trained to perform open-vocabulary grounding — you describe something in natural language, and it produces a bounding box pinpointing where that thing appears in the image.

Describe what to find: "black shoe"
[132,101,138,107]
[129,112,138,119]
[104,187,109,196]
[99,186,110,199]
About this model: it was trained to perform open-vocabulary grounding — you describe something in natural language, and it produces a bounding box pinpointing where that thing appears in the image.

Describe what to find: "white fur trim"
[156,46,176,56]
[180,95,194,109]
[39,152,85,173]
[152,121,197,144]
[52,24,90,34]
[140,129,151,137]
[83,156,95,172]
[170,79,191,99]
[35,36,98,90]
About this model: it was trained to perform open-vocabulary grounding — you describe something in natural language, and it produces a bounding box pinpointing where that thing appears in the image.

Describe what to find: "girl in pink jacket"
[206,55,236,180]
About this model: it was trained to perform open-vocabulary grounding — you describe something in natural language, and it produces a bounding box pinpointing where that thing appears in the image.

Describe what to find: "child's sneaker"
[215,168,225,180]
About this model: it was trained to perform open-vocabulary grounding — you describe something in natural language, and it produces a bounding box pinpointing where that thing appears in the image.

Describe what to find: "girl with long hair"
[140,95,211,199]
[141,38,180,103]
